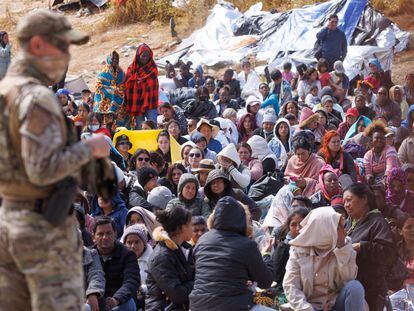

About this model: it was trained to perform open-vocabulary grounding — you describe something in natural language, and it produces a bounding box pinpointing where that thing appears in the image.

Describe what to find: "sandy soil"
[1,0,413,88]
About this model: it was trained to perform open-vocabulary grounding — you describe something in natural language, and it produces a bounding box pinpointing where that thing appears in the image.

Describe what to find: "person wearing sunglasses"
[188,147,204,172]
[115,134,132,168]
[130,149,151,176]
[372,86,402,127]
[315,14,347,71]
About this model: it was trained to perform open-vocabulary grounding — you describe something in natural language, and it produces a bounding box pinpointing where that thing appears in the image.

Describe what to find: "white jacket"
[217,143,251,189]
[138,244,153,293]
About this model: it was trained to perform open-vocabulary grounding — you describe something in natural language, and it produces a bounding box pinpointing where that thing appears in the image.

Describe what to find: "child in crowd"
[305,85,320,108]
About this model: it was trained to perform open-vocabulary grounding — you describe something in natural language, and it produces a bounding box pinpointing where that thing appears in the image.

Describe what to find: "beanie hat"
[298,107,319,128]
[147,186,173,210]
[137,167,158,187]
[121,224,148,244]
[262,113,276,124]
[321,95,334,106]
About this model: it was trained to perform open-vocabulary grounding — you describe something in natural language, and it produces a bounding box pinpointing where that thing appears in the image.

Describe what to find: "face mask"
[28,53,70,85]
[88,125,100,132]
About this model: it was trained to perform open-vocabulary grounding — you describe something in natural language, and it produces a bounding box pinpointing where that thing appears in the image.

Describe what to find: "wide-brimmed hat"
[192,159,215,173]
[196,118,219,137]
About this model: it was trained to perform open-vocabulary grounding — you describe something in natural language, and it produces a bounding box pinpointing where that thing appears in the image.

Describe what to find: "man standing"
[0,10,110,310]
[315,14,347,70]
[93,216,140,311]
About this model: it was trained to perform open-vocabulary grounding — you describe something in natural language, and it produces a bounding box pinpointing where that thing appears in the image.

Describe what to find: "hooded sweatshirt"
[247,135,279,174]
[283,207,358,311]
[90,194,128,239]
[268,118,292,169]
[190,196,272,310]
[217,143,251,189]
[124,206,160,243]
[204,169,260,221]
[166,173,211,217]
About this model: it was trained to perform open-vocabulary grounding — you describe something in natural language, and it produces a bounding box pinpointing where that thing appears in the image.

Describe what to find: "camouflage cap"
[16,9,89,45]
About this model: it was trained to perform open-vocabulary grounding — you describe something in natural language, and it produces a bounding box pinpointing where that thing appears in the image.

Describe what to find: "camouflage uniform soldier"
[0,10,110,311]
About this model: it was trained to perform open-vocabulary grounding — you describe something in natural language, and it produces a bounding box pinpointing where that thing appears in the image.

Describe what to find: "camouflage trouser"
[0,199,84,311]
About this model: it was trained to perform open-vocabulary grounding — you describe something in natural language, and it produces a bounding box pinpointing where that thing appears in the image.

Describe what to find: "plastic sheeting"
[157,0,410,79]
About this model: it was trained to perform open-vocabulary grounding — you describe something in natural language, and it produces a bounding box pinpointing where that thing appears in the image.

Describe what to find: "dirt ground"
[1,0,413,88]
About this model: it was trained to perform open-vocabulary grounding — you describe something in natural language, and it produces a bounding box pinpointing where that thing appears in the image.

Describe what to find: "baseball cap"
[333,61,345,74]
[17,9,89,45]
[345,107,359,118]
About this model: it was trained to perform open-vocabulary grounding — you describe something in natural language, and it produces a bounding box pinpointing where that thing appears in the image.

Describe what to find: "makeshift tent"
[113,129,182,163]
[157,0,410,80]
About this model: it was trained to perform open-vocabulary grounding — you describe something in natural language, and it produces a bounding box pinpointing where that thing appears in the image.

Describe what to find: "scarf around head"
[319,164,341,201]
[290,207,341,257]
[124,44,159,116]
[386,167,407,205]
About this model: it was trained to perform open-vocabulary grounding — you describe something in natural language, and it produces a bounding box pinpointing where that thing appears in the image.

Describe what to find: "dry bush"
[372,0,414,16]
[100,0,176,29]
[0,6,17,30]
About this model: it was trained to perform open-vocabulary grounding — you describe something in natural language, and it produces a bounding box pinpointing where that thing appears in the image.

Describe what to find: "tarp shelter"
[113,129,182,163]
[157,0,410,80]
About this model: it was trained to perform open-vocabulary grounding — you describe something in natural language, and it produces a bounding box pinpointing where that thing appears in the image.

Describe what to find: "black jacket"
[128,183,156,211]
[94,241,140,305]
[272,239,291,293]
[252,128,274,142]
[190,196,273,311]
[145,227,195,311]
[203,169,261,221]
[346,211,396,311]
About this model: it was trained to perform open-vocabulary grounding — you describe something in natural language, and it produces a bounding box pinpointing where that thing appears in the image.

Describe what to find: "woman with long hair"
[237,113,258,143]
[318,130,357,182]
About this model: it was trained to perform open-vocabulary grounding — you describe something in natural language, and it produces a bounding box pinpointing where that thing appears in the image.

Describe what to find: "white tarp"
[157,0,410,80]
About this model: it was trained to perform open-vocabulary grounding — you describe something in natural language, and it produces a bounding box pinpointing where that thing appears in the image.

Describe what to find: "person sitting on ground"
[166,173,210,217]
[404,72,414,106]
[317,58,331,88]
[338,107,359,140]
[238,59,261,99]
[159,61,184,92]
[205,76,218,101]
[217,68,241,100]
[93,216,140,311]
[247,135,279,175]
[157,101,187,136]
[363,120,400,185]
[177,60,193,87]
[305,84,320,108]
[329,60,349,104]
[149,151,167,177]
[189,196,273,311]
[57,88,77,117]
[310,164,342,209]
[156,130,172,165]
[237,112,258,143]
[121,224,154,310]
[147,186,174,212]
[353,93,376,120]
[285,136,325,197]
[190,216,208,246]
[297,67,322,102]
[263,181,303,230]
[315,95,343,129]
[115,134,132,169]
[296,107,326,145]
[280,100,299,120]
[386,167,414,216]
[344,183,396,311]
[90,195,128,239]
[283,207,364,311]
[399,116,414,166]
[216,143,251,190]
[238,142,263,183]
[390,85,409,121]
[272,207,309,295]
[204,169,261,221]
[268,118,293,170]
[158,163,186,196]
[129,167,159,210]
[125,206,160,245]
[342,115,372,148]
[259,83,279,116]
[214,86,240,116]
[372,86,402,127]
[398,217,414,286]
[83,245,106,311]
[84,112,111,137]
[188,64,205,88]
[269,68,293,108]
[318,130,357,182]
[282,62,295,86]
[252,113,276,141]
[72,103,90,132]
[145,205,195,311]
[368,58,394,92]
[186,146,205,172]
[192,159,216,191]
[196,118,222,153]
[165,119,188,145]
[190,132,216,163]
